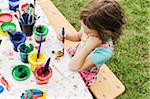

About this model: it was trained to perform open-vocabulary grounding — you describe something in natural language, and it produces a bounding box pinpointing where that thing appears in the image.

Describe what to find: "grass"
[51,0,150,98]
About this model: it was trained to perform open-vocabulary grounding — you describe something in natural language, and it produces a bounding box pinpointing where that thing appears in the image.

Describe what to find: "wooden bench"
[39,0,125,99]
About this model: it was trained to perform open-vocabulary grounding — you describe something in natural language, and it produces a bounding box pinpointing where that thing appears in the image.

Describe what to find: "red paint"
[0,76,11,91]
[37,67,49,77]
[28,37,32,41]
[35,46,38,50]
[21,3,30,13]
[0,13,13,23]
[34,65,52,85]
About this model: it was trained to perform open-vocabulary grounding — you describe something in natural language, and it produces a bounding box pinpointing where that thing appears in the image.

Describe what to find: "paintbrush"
[6,31,14,39]
[32,0,37,24]
[42,57,51,74]
[35,16,40,21]
[29,4,34,24]
[37,36,43,59]
[14,14,21,23]
[61,27,65,53]
[0,39,2,45]
[27,4,34,24]
[14,10,22,23]
[16,9,25,24]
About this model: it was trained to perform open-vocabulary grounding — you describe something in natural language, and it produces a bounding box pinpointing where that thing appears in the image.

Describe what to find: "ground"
[51,0,150,98]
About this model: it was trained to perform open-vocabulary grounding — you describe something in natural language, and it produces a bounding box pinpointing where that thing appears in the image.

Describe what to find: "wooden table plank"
[38,0,78,50]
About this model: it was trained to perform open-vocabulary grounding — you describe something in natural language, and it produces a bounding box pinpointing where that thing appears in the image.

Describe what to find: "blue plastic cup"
[10,32,26,52]
[8,0,20,11]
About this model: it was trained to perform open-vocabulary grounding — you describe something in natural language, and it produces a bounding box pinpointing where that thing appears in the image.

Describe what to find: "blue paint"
[33,91,43,95]
[10,32,26,52]
[61,27,65,43]
[42,57,51,74]
[8,0,20,11]
[0,85,4,93]
[22,13,33,25]
[37,36,43,59]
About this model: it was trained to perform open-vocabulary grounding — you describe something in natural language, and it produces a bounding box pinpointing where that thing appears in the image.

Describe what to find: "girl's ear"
[103,30,112,40]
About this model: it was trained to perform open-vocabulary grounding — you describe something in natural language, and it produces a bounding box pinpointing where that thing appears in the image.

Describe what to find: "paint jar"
[19,22,35,36]
[0,13,13,23]
[34,25,48,43]
[10,32,26,51]
[12,64,30,81]
[8,0,20,11]
[1,22,16,36]
[34,64,52,84]
[19,13,36,36]
[17,43,34,63]
[28,51,46,72]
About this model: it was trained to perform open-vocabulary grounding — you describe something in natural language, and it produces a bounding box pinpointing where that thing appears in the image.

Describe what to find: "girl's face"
[81,21,112,41]
[81,21,99,37]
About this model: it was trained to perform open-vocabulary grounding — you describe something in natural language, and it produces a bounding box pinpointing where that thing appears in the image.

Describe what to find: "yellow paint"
[39,91,47,99]
[0,29,9,37]
[28,51,46,71]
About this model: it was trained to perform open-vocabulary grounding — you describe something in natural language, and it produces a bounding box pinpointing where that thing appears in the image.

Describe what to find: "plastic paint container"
[28,51,46,72]
[19,13,36,36]
[0,13,13,23]
[8,0,20,11]
[10,32,26,51]
[12,65,30,81]
[0,29,9,36]
[19,21,35,36]
[34,25,48,43]
[21,3,30,13]
[17,43,34,63]
[34,64,52,85]
[1,22,16,33]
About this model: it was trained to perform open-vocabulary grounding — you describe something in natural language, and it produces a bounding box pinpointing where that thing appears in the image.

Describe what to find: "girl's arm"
[57,31,83,42]
[65,32,82,42]
[69,37,101,71]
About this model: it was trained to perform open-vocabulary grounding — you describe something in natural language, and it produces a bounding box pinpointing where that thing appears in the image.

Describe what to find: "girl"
[58,0,124,86]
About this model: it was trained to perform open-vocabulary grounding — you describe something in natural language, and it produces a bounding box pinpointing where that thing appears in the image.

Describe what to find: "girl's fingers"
[56,33,62,41]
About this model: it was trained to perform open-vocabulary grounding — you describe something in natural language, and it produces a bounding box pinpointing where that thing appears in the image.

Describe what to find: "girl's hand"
[57,32,66,41]
[69,36,101,71]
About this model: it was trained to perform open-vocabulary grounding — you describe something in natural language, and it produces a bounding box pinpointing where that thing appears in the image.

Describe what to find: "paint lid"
[0,13,13,23]
[21,3,30,13]
[0,85,4,93]
[1,22,16,33]
[12,65,30,81]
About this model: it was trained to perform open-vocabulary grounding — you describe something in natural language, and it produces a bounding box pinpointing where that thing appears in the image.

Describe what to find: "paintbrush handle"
[37,36,43,59]
[6,31,13,38]
[32,10,34,24]
[17,9,25,24]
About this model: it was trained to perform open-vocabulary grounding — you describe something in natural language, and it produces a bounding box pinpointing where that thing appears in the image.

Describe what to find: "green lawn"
[51,0,150,99]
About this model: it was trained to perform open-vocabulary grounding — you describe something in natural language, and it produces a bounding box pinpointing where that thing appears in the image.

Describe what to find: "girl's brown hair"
[80,0,124,43]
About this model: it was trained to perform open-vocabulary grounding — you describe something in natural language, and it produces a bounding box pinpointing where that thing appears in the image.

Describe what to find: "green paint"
[12,65,30,81]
